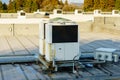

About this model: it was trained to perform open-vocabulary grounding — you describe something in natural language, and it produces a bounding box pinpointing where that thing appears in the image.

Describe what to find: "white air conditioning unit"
[39,20,48,56]
[39,19,80,62]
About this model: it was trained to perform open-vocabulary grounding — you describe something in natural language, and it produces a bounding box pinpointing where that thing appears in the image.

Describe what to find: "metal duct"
[80,51,120,59]
[0,54,38,63]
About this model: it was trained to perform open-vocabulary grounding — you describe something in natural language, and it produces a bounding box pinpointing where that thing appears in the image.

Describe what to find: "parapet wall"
[77,16,120,34]
[77,22,93,32]
[0,13,44,19]
[0,16,120,36]
[0,24,39,36]
[0,21,93,36]
[93,16,120,34]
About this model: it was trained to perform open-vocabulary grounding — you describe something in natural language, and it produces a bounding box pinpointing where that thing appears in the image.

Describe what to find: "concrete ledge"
[92,23,105,32]
[93,17,120,35]
[77,22,93,32]
[0,24,39,36]
[14,24,39,36]
[104,24,120,35]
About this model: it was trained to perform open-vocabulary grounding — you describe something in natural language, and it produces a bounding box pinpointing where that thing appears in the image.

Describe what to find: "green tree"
[42,0,60,11]
[51,0,59,6]
[16,0,26,11]
[43,4,54,11]
[59,0,64,5]
[58,0,64,9]
[64,0,68,5]
[107,0,115,11]
[2,3,7,12]
[100,0,108,11]
[63,5,75,11]
[8,0,16,12]
[51,0,59,9]
[0,0,3,12]
[24,0,33,12]
[63,0,71,11]
[115,0,120,10]
[94,0,100,9]
[63,5,69,11]
[36,0,43,9]
[84,0,94,11]
[41,0,51,11]
[6,0,79,12]
[31,0,38,12]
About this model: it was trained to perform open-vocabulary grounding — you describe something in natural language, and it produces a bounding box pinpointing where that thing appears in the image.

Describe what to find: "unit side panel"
[64,43,79,60]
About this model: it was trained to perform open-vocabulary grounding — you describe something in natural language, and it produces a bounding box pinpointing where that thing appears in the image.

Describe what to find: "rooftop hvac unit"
[39,20,48,56]
[39,18,81,72]
[39,18,80,62]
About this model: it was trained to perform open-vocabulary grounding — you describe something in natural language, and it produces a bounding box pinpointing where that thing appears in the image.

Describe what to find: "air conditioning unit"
[39,20,48,56]
[39,19,80,62]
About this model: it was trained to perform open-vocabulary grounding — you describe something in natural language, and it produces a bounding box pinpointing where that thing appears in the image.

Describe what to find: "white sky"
[67,0,83,3]
[2,0,84,4]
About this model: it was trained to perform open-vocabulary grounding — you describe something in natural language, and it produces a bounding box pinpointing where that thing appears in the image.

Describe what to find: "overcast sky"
[2,0,84,4]
[63,0,84,3]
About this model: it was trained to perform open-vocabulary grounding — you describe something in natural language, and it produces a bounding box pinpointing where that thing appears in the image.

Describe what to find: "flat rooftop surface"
[0,36,39,56]
[0,33,120,80]
[81,32,120,53]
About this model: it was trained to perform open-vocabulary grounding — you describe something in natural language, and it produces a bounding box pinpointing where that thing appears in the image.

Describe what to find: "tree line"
[84,0,120,11]
[0,0,79,13]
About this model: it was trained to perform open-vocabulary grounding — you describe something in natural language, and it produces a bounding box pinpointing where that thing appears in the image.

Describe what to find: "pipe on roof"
[0,54,38,63]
